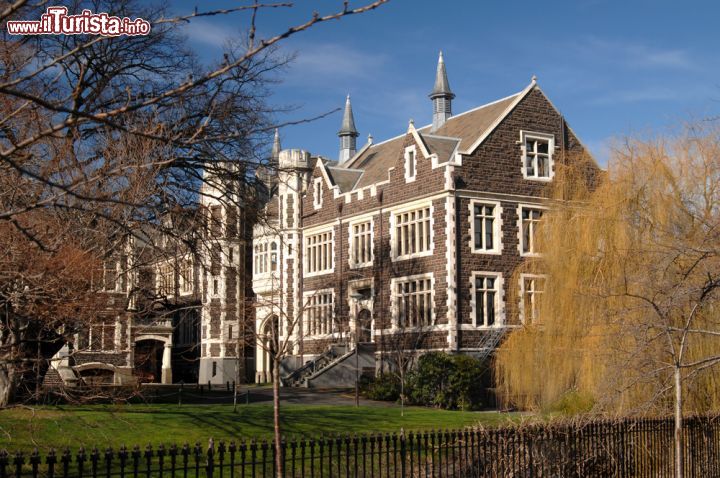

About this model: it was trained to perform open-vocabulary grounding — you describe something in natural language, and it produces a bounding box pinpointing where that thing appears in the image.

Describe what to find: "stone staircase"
[281,344,349,387]
[282,343,376,388]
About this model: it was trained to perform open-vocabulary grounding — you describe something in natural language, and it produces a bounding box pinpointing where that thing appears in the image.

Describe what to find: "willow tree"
[496,125,720,477]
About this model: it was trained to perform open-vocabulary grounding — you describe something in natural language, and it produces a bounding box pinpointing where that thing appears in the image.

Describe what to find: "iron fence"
[2,415,720,477]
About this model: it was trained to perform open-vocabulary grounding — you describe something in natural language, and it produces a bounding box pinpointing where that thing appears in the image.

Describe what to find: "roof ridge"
[417,90,524,131]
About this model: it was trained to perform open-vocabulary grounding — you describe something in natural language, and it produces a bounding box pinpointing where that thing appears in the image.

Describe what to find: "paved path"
[245,386,396,407]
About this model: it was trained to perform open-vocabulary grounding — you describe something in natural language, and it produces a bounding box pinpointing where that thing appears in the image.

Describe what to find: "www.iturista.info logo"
[7,6,151,36]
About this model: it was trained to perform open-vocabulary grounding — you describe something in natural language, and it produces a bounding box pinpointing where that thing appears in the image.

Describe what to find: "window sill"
[391,250,433,262]
[303,269,335,278]
[470,248,503,256]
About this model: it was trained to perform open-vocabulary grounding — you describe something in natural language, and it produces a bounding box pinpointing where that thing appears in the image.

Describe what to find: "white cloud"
[573,38,697,71]
[183,19,236,48]
[284,42,389,86]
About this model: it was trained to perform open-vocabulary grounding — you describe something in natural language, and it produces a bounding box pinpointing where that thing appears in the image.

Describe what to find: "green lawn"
[0,404,519,453]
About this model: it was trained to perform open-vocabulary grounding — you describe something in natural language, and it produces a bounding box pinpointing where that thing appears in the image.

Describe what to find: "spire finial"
[339,94,358,136]
[271,128,281,160]
[531,74,537,83]
[429,52,455,132]
[338,95,359,164]
[430,50,454,99]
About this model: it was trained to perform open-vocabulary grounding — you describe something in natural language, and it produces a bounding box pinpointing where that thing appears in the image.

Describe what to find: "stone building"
[48,170,255,388]
[252,53,601,386]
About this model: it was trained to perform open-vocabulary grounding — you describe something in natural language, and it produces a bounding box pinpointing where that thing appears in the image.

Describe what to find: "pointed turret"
[271,128,281,164]
[258,128,281,192]
[429,51,455,132]
[338,95,359,164]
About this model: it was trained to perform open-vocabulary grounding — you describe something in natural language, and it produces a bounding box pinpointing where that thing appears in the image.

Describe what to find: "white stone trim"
[468,199,503,255]
[517,203,548,257]
[313,177,323,209]
[445,195,457,349]
[519,273,547,325]
[302,226,335,278]
[301,288,338,339]
[404,145,417,183]
[520,130,555,182]
[388,199,435,262]
[389,272,435,330]
[469,271,505,328]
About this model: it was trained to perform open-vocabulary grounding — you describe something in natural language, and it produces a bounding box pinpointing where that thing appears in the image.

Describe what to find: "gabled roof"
[417,92,520,151]
[335,83,532,193]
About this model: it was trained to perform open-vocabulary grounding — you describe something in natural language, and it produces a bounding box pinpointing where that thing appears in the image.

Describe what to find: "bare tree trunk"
[0,361,18,407]
[272,359,283,478]
[674,365,684,478]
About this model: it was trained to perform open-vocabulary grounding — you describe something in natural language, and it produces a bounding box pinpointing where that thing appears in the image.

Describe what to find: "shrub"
[406,352,453,408]
[545,389,595,415]
[361,373,400,402]
[407,352,488,410]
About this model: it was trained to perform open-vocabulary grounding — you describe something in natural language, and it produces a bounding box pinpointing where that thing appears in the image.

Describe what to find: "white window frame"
[313,177,323,209]
[254,241,269,276]
[179,259,193,294]
[89,322,116,351]
[390,273,435,329]
[389,201,434,261]
[468,200,503,255]
[303,288,336,337]
[303,227,335,277]
[517,204,547,257]
[519,273,547,325]
[404,145,417,183]
[520,131,555,181]
[470,271,504,328]
[348,217,374,269]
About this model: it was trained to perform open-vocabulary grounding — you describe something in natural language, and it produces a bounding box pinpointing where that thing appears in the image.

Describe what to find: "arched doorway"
[134,339,164,383]
[356,309,372,343]
[260,315,278,383]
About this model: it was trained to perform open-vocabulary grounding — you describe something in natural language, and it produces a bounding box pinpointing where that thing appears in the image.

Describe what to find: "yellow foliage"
[496,125,720,416]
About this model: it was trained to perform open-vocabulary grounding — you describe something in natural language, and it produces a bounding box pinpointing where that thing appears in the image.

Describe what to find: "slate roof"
[336,90,523,192]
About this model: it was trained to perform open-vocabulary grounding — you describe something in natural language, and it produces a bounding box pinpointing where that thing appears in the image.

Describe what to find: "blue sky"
[173,0,720,165]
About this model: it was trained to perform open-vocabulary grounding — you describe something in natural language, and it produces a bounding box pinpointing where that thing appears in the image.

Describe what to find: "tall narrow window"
[270,242,278,272]
[404,146,416,181]
[522,275,546,324]
[103,260,117,291]
[473,275,499,327]
[471,202,500,252]
[254,242,268,275]
[313,178,323,209]
[520,207,543,255]
[350,221,373,267]
[394,207,432,258]
[210,205,223,237]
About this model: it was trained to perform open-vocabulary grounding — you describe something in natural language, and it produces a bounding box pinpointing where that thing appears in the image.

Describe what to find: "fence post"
[13,451,24,478]
[144,445,152,478]
[206,439,214,478]
[400,431,406,478]
[46,449,56,478]
[30,449,40,478]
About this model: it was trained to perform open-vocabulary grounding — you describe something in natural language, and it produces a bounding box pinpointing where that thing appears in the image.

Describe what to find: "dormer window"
[520,131,554,181]
[404,145,416,182]
[313,177,323,209]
